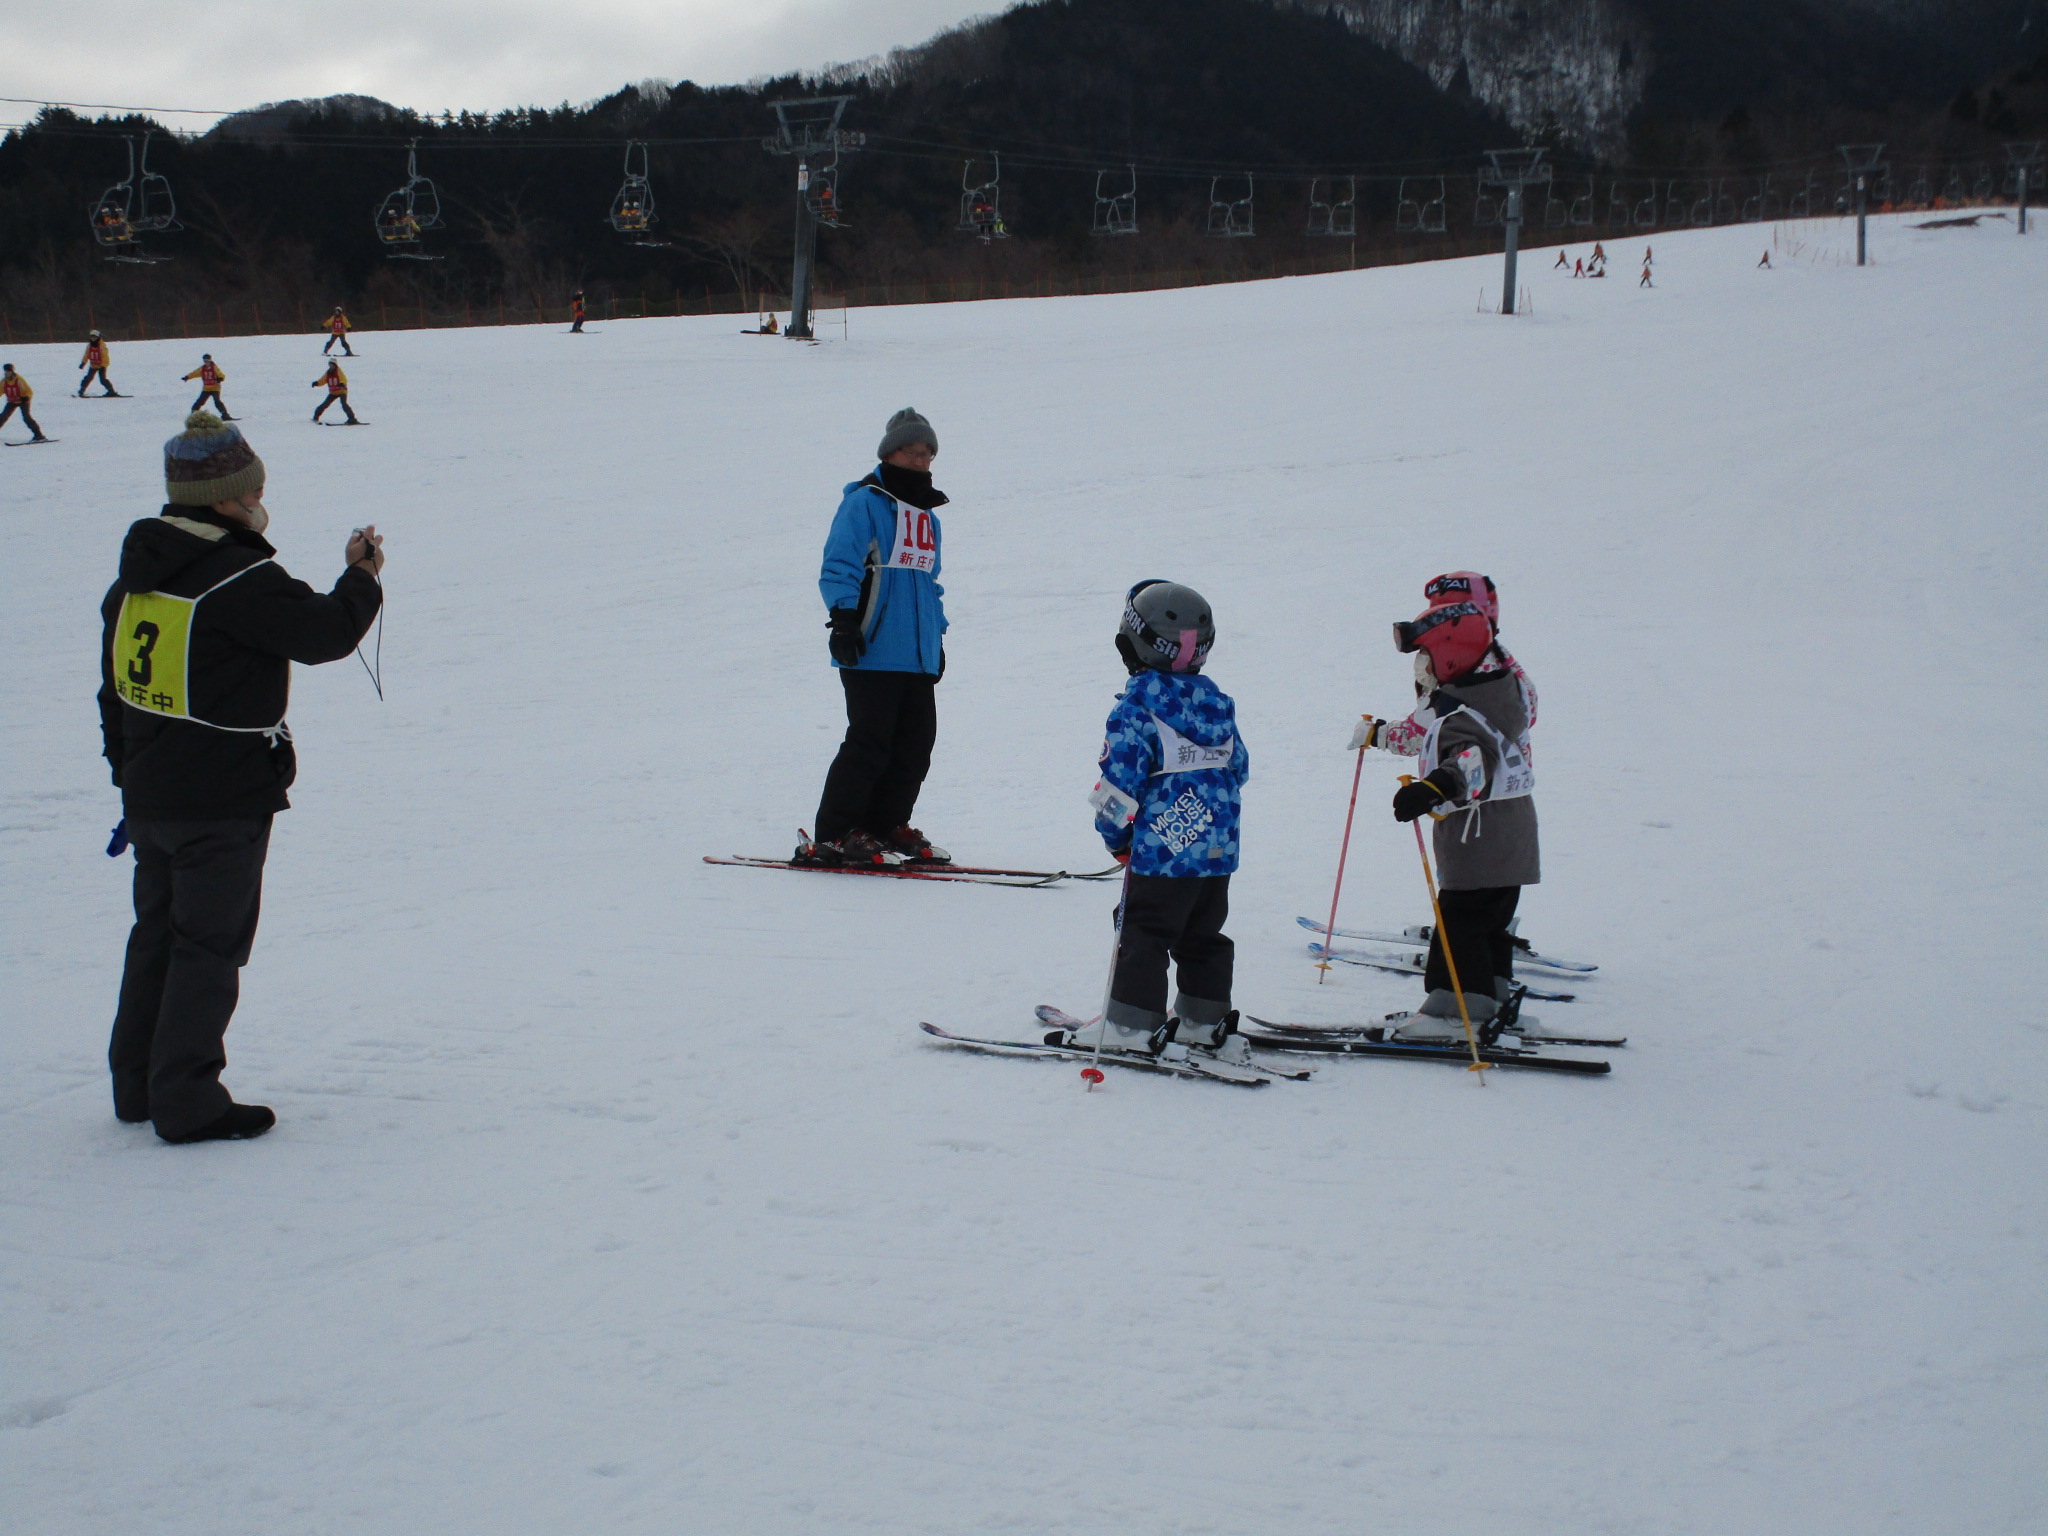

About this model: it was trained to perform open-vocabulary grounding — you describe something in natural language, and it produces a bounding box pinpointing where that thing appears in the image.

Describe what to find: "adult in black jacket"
[98,411,384,1143]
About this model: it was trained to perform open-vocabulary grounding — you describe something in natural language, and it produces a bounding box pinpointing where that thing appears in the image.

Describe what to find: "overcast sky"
[4,0,992,129]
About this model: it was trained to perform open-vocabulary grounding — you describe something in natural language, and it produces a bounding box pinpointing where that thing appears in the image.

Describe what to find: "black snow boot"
[158,1103,276,1145]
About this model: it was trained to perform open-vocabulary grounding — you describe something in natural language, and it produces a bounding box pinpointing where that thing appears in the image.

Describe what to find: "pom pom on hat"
[164,411,265,506]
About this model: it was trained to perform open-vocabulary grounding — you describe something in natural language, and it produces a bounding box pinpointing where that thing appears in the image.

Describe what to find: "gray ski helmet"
[1117,579,1215,674]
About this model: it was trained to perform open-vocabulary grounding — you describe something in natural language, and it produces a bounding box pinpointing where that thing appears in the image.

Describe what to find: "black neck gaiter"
[877,462,949,510]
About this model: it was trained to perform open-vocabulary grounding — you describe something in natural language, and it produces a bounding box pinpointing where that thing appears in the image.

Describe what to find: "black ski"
[1237,1029,1610,1075]
[920,1023,1272,1086]
[4,438,57,447]
[1247,1015,1627,1050]
[1035,1005,1318,1080]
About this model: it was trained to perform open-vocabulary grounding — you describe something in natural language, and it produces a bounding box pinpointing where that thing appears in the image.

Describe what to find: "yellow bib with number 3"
[112,590,196,717]
[109,560,276,727]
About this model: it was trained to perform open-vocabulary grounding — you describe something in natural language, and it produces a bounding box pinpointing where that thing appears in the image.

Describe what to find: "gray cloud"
[6,0,989,126]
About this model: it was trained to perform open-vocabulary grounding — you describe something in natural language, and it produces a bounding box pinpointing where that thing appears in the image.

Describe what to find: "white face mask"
[240,499,270,534]
[1413,649,1437,695]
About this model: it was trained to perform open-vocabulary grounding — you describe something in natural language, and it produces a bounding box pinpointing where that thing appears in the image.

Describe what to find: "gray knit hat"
[877,406,937,460]
[164,411,265,506]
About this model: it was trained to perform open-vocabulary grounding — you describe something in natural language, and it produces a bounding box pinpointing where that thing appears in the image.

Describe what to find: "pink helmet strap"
[1171,629,1198,671]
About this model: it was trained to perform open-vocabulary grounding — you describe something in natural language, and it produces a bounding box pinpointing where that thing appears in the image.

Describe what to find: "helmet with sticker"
[1393,599,1493,683]
[1424,570,1498,625]
[1116,579,1215,674]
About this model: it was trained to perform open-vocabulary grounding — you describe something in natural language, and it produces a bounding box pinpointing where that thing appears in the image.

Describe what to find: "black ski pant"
[324,335,354,355]
[1424,884,1522,1000]
[571,316,585,332]
[109,817,272,1137]
[80,367,113,395]
[313,394,358,423]
[1107,872,1233,1031]
[191,390,230,416]
[814,668,937,843]
[0,399,41,436]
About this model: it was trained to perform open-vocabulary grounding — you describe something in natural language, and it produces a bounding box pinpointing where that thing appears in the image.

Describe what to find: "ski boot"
[1172,1009,1253,1067]
[878,824,950,864]
[1379,989,1497,1043]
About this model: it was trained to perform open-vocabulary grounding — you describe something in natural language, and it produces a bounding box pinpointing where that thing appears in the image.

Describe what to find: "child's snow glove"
[827,609,866,666]
[1348,715,1387,750]
[1392,766,1464,822]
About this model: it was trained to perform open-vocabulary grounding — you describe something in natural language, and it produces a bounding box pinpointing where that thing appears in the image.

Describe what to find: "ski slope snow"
[4,213,2045,1534]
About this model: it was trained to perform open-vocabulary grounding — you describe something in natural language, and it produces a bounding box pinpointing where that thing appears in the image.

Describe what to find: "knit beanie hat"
[164,411,265,506]
[877,406,937,460]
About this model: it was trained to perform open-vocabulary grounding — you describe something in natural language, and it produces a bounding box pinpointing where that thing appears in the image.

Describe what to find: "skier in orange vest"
[571,290,587,333]
[2,363,50,442]
[324,307,355,356]
[311,361,361,424]
[78,330,122,396]
[182,354,236,418]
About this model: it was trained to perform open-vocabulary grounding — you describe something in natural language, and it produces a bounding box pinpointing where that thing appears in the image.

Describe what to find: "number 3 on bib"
[887,501,938,573]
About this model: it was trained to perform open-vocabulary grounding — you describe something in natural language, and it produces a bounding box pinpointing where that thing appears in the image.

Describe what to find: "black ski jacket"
[98,507,382,820]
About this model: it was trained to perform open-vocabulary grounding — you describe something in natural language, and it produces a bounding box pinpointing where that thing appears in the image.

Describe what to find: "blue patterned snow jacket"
[817,471,946,675]
[1089,670,1249,877]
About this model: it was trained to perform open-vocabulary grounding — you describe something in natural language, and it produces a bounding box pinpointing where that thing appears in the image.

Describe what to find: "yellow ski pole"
[1401,775,1489,1081]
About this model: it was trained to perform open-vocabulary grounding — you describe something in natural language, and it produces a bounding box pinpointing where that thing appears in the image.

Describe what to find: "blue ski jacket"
[817,471,946,675]
[1089,670,1249,877]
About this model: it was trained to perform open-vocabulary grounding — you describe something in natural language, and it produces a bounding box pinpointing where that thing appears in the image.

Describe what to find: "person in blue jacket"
[796,407,952,867]
[1058,580,1253,1064]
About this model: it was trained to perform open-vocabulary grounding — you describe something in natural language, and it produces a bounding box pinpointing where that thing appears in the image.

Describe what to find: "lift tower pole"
[2009,142,2045,235]
[1480,149,1550,315]
[764,97,862,341]
[1838,144,1886,267]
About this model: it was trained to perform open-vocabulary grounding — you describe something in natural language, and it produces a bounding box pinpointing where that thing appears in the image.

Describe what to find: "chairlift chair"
[1907,166,1932,207]
[609,140,665,244]
[1972,165,1997,201]
[958,154,1008,241]
[1306,176,1356,237]
[89,134,177,264]
[1541,182,1569,229]
[1787,174,1816,219]
[1393,175,1446,234]
[1630,180,1660,227]
[376,140,445,260]
[1473,185,1503,227]
[1567,179,1594,227]
[1689,185,1716,225]
[1205,174,1255,237]
[805,146,848,229]
[1091,166,1137,236]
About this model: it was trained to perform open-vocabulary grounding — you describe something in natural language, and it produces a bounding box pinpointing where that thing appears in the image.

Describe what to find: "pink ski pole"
[1317,730,1371,984]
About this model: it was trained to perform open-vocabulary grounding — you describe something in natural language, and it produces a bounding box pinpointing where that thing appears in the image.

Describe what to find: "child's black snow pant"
[313,394,358,423]
[1424,884,1522,1002]
[191,390,228,415]
[1107,872,1233,1033]
[80,367,113,395]
[0,399,42,436]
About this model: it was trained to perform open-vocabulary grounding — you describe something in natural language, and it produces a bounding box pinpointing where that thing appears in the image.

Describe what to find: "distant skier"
[1572,258,1585,278]
[324,308,354,356]
[1590,241,1607,272]
[1553,250,1570,270]
[1055,581,1251,1064]
[794,407,951,868]
[570,290,587,334]
[78,330,119,396]
[1,363,49,441]
[311,361,360,424]
[1758,250,1772,269]
[1639,262,1653,288]
[1370,592,1540,1041]
[98,411,384,1142]
[182,354,235,419]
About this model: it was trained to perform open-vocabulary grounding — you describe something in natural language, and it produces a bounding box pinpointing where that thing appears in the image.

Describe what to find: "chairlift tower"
[1480,148,1550,315]
[1837,144,1886,266]
[2007,142,2044,234]
[764,96,864,341]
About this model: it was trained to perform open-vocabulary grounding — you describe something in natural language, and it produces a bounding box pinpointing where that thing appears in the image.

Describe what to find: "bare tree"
[685,207,780,313]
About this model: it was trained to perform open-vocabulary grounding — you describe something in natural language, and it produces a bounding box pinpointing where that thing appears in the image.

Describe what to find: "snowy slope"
[4,214,2045,1535]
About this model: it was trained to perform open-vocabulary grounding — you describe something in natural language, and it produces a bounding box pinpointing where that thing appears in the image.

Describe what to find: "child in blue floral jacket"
[1071,580,1252,1061]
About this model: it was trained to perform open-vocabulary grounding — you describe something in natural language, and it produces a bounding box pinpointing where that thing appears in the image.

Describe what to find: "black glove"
[1392,767,1463,823]
[828,609,866,667]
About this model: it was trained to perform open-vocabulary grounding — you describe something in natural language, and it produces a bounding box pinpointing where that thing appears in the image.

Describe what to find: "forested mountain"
[1,0,2042,335]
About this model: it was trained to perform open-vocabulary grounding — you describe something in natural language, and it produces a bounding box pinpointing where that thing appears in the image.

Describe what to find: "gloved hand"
[1392,767,1463,823]
[1348,715,1386,751]
[827,609,866,667]
[1112,847,1131,866]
